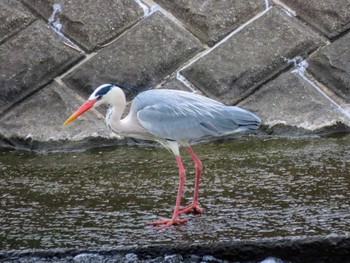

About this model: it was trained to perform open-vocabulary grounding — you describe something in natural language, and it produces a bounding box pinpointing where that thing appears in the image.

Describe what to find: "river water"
[0,135,349,250]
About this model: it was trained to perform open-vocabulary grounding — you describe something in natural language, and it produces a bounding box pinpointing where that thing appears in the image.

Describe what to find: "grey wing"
[133,89,260,141]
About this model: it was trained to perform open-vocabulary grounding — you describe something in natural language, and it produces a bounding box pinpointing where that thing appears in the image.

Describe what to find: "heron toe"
[146,217,188,230]
[178,203,204,214]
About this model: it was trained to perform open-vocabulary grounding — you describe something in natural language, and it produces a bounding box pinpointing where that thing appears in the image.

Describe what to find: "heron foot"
[146,217,188,230]
[178,203,204,214]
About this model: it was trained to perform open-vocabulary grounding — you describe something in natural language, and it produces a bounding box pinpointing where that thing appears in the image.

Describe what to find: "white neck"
[106,87,126,120]
[104,87,150,139]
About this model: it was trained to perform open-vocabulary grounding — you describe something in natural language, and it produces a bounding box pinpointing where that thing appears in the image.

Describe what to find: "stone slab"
[0,1,35,43]
[159,77,192,91]
[22,0,144,52]
[181,8,325,105]
[0,20,83,115]
[0,81,114,151]
[308,32,350,103]
[63,11,204,99]
[281,0,350,39]
[155,0,264,46]
[239,70,350,133]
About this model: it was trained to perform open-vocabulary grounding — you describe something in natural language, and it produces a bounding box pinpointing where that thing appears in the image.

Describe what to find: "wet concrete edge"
[1,235,349,262]
[1,123,350,153]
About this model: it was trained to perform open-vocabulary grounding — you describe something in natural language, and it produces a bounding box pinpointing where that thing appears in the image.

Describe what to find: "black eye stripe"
[95,85,113,97]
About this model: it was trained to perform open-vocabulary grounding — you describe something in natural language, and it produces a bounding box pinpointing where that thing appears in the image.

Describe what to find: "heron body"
[64,84,261,229]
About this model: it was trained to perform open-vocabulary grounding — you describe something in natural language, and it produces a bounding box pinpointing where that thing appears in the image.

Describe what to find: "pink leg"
[147,156,188,229]
[179,146,204,214]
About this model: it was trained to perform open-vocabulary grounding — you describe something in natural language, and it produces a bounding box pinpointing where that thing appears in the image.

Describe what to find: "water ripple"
[0,136,349,249]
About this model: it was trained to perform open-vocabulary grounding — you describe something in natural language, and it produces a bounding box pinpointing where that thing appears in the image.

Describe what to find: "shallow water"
[0,135,349,250]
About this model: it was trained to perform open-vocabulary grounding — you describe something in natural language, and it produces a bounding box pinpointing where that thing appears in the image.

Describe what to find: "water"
[0,135,349,250]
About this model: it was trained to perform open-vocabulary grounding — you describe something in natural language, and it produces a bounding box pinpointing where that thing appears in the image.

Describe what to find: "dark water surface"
[0,136,349,250]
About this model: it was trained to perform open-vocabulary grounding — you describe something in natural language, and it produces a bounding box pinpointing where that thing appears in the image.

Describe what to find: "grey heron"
[64,84,261,229]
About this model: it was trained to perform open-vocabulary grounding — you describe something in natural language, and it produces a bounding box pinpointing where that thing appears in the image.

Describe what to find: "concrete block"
[0,1,35,43]
[159,77,192,91]
[239,71,350,134]
[281,0,350,39]
[155,0,264,46]
[181,8,325,105]
[0,20,83,115]
[308,32,350,103]
[22,0,144,52]
[0,81,113,151]
[63,12,204,99]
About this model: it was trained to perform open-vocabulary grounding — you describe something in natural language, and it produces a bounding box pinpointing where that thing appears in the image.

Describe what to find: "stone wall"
[1,0,350,151]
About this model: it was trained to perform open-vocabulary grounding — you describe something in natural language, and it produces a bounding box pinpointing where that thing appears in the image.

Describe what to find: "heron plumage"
[129,89,261,141]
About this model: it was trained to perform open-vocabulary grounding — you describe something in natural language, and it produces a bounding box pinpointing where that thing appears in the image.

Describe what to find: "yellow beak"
[64,99,96,125]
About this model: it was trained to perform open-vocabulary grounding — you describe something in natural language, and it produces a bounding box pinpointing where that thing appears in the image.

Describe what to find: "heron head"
[64,84,119,125]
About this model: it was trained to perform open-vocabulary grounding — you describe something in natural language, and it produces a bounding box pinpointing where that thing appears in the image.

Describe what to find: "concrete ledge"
[1,235,349,263]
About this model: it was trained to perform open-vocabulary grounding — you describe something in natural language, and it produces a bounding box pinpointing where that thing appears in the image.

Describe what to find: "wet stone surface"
[0,250,290,263]
[0,136,350,262]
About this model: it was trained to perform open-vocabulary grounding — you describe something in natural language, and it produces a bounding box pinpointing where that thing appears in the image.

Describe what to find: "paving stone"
[308,32,350,103]
[181,8,325,105]
[239,70,350,133]
[281,0,350,39]
[0,1,35,43]
[0,20,83,115]
[159,77,192,91]
[0,81,113,151]
[155,0,264,46]
[63,11,204,99]
[22,0,144,52]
